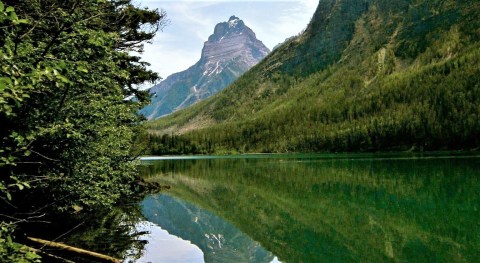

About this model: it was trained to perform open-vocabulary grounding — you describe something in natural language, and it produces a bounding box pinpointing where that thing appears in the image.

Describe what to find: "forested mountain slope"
[146,0,480,153]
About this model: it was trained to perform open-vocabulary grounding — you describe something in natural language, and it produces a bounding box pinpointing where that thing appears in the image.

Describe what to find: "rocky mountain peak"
[228,15,241,27]
[141,16,270,120]
[202,16,268,64]
[209,15,248,42]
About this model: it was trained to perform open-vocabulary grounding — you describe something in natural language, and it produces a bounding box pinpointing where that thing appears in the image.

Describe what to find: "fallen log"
[27,236,120,263]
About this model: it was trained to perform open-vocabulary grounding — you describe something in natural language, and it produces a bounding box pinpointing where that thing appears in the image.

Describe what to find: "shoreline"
[139,150,480,161]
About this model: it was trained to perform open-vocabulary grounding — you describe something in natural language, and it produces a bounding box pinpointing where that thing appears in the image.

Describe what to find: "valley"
[145,0,480,154]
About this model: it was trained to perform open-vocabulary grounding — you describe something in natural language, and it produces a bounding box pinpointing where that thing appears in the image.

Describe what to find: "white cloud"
[137,0,318,77]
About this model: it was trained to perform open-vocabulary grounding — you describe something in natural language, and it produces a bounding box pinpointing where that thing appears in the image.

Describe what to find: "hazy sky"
[136,0,318,80]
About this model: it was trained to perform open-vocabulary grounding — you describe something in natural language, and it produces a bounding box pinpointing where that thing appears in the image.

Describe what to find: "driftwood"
[27,237,120,263]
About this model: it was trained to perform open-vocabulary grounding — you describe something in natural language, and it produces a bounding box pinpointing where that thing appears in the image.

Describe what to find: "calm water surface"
[135,153,480,262]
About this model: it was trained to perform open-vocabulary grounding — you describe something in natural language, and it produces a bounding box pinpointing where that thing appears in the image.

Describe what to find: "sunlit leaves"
[0,0,165,260]
[0,0,165,214]
[0,223,41,262]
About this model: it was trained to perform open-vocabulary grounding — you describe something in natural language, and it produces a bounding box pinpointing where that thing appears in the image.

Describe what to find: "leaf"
[0,3,4,11]
[5,6,14,13]
[77,66,89,73]
[0,77,13,86]
[72,204,83,212]
[57,75,70,83]
[57,61,67,69]
[8,12,18,20]
[13,18,28,25]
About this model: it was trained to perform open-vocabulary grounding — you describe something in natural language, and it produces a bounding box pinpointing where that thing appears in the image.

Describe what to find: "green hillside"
[146,0,480,153]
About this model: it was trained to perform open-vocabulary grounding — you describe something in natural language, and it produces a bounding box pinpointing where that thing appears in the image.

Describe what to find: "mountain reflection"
[140,154,480,262]
[142,194,277,263]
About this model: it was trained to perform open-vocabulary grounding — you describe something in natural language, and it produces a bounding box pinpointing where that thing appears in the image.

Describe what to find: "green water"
[140,153,480,262]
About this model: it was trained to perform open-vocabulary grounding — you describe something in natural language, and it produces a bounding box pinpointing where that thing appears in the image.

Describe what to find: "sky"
[136,0,318,80]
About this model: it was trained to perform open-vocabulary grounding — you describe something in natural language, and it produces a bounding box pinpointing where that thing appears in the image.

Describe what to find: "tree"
[0,0,167,259]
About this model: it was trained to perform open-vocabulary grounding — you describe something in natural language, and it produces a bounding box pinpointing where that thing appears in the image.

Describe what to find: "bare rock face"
[202,16,269,68]
[142,16,270,120]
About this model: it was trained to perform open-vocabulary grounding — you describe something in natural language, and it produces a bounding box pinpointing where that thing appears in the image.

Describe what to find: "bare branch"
[30,150,60,162]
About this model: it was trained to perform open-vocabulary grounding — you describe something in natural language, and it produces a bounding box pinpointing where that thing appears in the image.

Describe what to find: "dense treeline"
[0,1,165,261]
[142,133,211,155]
[147,0,480,154]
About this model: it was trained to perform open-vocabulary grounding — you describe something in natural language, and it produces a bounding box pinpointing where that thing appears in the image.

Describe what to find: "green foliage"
[0,0,166,260]
[147,0,480,154]
[0,0,165,207]
[0,224,41,263]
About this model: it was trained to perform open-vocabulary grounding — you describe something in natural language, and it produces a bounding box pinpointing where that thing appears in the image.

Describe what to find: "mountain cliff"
[147,0,480,153]
[141,16,270,120]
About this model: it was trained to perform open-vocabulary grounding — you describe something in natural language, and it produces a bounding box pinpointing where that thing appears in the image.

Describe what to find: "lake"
[133,153,480,262]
